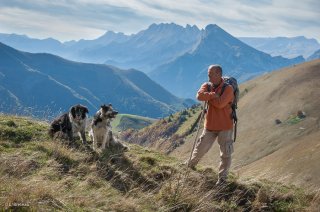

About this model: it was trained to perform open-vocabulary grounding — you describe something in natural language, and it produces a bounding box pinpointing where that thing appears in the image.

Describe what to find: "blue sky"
[0,0,319,41]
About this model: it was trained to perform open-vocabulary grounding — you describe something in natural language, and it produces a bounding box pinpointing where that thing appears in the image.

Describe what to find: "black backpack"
[206,76,239,142]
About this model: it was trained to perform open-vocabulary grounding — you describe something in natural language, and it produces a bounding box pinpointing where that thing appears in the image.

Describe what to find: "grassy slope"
[121,105,203,153]
[124,60,320,195]
[171,60,320,191]
[111,114,157,132]
[233,59,320,191]
[1,114,319,211]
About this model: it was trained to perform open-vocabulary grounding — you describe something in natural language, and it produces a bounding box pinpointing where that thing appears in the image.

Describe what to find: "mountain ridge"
[239,36,320,59]
[307,49,320,61]
[0,42,192,119]
[149,24,304,98]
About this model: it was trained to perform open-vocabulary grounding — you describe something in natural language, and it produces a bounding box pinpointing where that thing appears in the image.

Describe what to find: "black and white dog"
[49,104,89,144]
[90,104,128,151]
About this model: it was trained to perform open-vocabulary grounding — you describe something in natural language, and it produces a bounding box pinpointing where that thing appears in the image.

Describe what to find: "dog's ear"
[108,103,112,107]
[84,106,89,114]
[70,106,76,117]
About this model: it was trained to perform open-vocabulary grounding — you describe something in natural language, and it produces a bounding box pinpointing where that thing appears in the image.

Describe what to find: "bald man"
[188,64,234,185]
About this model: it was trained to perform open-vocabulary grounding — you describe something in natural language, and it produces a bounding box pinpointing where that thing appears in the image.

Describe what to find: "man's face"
[208,68,221,85]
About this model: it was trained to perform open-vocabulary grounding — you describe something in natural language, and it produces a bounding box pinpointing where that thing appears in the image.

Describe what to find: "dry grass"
[165,60,320,193]
[120,104,202,154]
[0,114,316,211]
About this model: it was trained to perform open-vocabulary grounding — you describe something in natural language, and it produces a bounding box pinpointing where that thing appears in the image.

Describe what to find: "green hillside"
[0,114,319,211]
[120,104,203,153]
[111,114,157,132]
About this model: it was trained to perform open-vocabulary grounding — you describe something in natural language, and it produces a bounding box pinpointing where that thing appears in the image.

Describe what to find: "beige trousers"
[189,129,234,180]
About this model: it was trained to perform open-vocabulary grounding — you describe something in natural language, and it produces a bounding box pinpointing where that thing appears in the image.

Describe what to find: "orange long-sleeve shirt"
[196,79,234,131]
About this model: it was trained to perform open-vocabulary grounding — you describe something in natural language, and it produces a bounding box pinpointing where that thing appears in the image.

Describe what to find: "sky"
[0,0,319,42]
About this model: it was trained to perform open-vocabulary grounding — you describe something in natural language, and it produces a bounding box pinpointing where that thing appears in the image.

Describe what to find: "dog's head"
[70,104,89,121]
[100,104,118,119]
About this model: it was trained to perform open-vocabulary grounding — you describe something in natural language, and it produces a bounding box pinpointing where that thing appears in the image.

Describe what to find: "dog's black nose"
[114,111,118,115]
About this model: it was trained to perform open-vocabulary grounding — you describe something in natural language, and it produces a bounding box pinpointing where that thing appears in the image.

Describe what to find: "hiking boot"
[215,178,227,186]
[188,164,196,170]
[181,161,196,170]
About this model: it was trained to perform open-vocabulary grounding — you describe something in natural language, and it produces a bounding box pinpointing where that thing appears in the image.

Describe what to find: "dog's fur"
[90,104,127,151]
[49,104,89,144]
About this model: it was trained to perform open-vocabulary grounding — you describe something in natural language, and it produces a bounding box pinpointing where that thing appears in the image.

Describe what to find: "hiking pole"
[187,101,208,164]
[174,101,208,202]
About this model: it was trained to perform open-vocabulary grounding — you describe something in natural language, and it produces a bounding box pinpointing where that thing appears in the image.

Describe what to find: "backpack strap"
[207,82,228,95]
[220,82,228,96]
[204,82,212,114]
[221,82,238,142]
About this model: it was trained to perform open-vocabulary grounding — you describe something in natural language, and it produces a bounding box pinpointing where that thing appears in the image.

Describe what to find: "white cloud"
[0,0,319,41]
[0,7,105,40]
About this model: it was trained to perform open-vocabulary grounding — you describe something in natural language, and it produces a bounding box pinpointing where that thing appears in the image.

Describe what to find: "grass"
[285,115,304,125]
[111,113,157,132]
[239,83,256,99]
[0,113,318,211]
[0,114,48,144]
[121,104,204,153]
[175,106,202,136]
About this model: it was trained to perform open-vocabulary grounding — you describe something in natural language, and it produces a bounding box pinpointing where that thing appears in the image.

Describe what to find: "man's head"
[208,64,222,86]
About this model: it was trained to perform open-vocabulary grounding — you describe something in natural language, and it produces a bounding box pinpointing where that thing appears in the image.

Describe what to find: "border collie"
[90,104,128,151]
[49,104,89,144]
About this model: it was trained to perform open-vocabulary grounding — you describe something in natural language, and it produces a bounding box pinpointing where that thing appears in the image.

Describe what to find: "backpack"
[206,76,239,142]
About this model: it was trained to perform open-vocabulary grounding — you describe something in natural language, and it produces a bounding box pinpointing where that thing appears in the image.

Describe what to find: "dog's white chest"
[93,120,111,135]
[72,121,85,133]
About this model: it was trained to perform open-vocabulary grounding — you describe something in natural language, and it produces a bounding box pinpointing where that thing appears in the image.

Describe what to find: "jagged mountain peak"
[149,24,305,98]
[145,23,202,35]
[201,24,238,43]
[148,22,184,30]
[192,24,248,57]
[99,30,127,38]
[204,23,219,30]
[140,23,201,37]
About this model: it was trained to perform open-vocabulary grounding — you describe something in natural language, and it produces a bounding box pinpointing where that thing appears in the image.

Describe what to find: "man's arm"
[196,83,215,101]
[210,85,233,109]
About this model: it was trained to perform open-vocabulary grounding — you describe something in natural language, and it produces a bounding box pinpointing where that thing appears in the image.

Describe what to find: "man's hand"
[213,93,220,98]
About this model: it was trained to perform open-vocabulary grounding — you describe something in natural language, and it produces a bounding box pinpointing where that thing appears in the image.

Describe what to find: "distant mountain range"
[79,23,202,72]
[0,23,202,73]
[239,36,320,59]
[0,23,311,99]
[149,24,304,98]
[1,23,316,72]
[307,49,320,61]
[0,42,193,119]
[0,33,66,55]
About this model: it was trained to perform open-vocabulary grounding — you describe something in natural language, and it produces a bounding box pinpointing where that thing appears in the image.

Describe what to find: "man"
[188,64,234,185]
